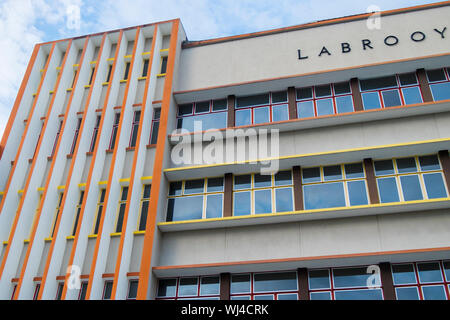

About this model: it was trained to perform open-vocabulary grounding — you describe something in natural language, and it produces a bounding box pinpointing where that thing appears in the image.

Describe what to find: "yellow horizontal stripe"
[110,232,122,237]
[133,230,146,235]
[98,181,107,185]
[88,234,98,238]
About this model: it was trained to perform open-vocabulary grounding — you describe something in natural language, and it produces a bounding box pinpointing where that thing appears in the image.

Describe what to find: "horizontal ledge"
[158,198,450,232]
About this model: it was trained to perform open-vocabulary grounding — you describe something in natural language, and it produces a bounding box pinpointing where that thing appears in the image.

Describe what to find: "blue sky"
[0,0,440,138]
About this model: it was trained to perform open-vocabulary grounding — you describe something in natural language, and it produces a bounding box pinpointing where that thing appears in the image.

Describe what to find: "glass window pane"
[254,106,270,124]
[347,180,369,206]
[127,281,138,299]
[419,155,441,171]
[400,175,423,201]
[177,112,227,132]
[275,188,293,212]
[235,109,251,126]
[423,173,447,199]
[316,99,334,116]
[272,91,288,103]
[382,89,402,107]
[360,76,397,91]
[231,296,251,300]
[310,291,332,300]
[323,165,342,181]
[272,104,289,122]
[143,185,151,198]
[169,181,182,196]
[335,289,383,300]
[207,177,224,192]
[396,158,417,173]
[395,287,420,300]
[304,182,346,210]
[178,278,198,297]
[417,262,443,283]
[195,101,209,113]
[399,72,418,85]
[167,196,203,221]
[212,99,227,111]
[234,192,251,216]
[103,282,113,300]
[444,261,450,281]
[254,189,272,214]
[402,87,423,105]
[254,173,272,188]
[234,175,252,189]
[297,101,315,118]
[178,104,193,116]
[374,160,395,176]
[253,272,297,292]
[157,279,177,297]
[422,285,447,300]
[335,96,354,114]
[362,92,381,110]
[392,264,417,285]
[377,177,400,203]
[254,295,274,300]
[236,93,270,108]
[231,274,251,294]
[200,276,220,296]
[315,84,332,97]
[430,82,450,101]
[297,87,312,100]
[274,170,292,186]
[302,167,321,183]
[345,163,364,179]
[427,69,446,82]
[184,179,204,194]
[308,269,330,289]
[278,293,298,300]
[333,267,375,288]
[334,82,351,95]
[206,194,223,219]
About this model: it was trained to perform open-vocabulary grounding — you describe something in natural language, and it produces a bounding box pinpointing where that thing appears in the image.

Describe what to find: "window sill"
[86,152,93,156]
[120,79,128,83]
[126,147,135,151]
[157,73,166,78]
[66,154,73,159]
[110,232,122,237]
[133,230,146,235]
[66,236,75,240]
[88,234,98,238]
[44,237,52,242]
[146,144,157,149]
[157,197,450,232]
[105,149,114,154]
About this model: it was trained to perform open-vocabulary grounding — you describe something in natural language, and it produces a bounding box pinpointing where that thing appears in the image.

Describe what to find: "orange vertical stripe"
[0,43,56,280]
[137,19,180,300]
[110,26,158,300]
[0,45,40,161]
[84,27,141,300]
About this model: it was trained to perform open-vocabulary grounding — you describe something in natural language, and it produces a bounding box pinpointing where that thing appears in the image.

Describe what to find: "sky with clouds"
[0,0,440,138]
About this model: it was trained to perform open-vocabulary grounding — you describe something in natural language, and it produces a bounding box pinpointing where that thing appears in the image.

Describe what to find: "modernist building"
[0,1,450,300]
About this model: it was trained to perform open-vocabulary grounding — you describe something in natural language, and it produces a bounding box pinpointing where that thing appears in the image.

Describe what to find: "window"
[233,171,294,216]
[50,193,64,238]
[149,108,160,145]
[11,285,17,300]
[177,99,227,132]
[138,185,151,231]
[70,70,77,89]
[109,113,120,150]
[78,282,88,300]
[115,187,128,233]
[392,261,450,300]
[308,266,383,300]
[33,283,41,300]
[167,177,224,222]
[160,56,168,75]
[374,155,447,203]
[235,91,288,126]
[156,276,220,300]
[103,281,113,300]
[127,280,139,300]
[92,189,106,235]
[360,73,423,110]
[55,283,64,300]
[28,194,43,240]
[427,68,450,101]
[296,82,354,118]
[302,163,368,210]
[105,64,113,83]
[129,110,141,148]
[88,67,95,85]
[123,62,131,80]
[89,116,101,153]
[51,120,63,157]
[70,118,82,155]
[230,272,298,300]
[142,59,149,77]
[32,123,44,159]
[71,191,85,236]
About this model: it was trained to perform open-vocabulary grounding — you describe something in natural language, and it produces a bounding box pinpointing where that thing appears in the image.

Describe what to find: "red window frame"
[426,67,450,84]
[78,281,88,300]
[109,113,120,150]
[69,118,82,155]
[50,120,63,157]
[102,280,114,300]
[128,110,141,148]
[126,279,139,300]
[149,108,160,145]
[156,276,221,300]
[33,283,40,300]
[176,99,228,129]
[89,115,101,152]
[235,92,288,125]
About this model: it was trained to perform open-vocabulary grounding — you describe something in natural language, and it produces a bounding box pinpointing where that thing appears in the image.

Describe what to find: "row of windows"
[175,67,450,132]
[166,154,448,222]
[156,260,450,300]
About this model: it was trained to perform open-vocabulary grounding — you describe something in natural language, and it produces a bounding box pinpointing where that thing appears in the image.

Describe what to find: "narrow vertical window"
[109,113,120,150]
[71,191,85,236]
[78,282,88,300]
[102,281,113,300]
[89,67,95,85]
[92,189,106,235]
[115,187,128,233]
[160,56,168,74]
[127,280,139,300]
[142,59,149,77]
[55,283,64,300]
[138,185,151,231]
[11,285,17,300]
[33,283,41,300]
[70,118,82,155]
[106,64,113,83]
[50,192,64,238]
[123,62,131,80]
[89,115,101,152]
[129,110,141,148]
[149,108,160,145]
[32,123,44,160]
[51,120,63,157]
[71,70,78,88]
